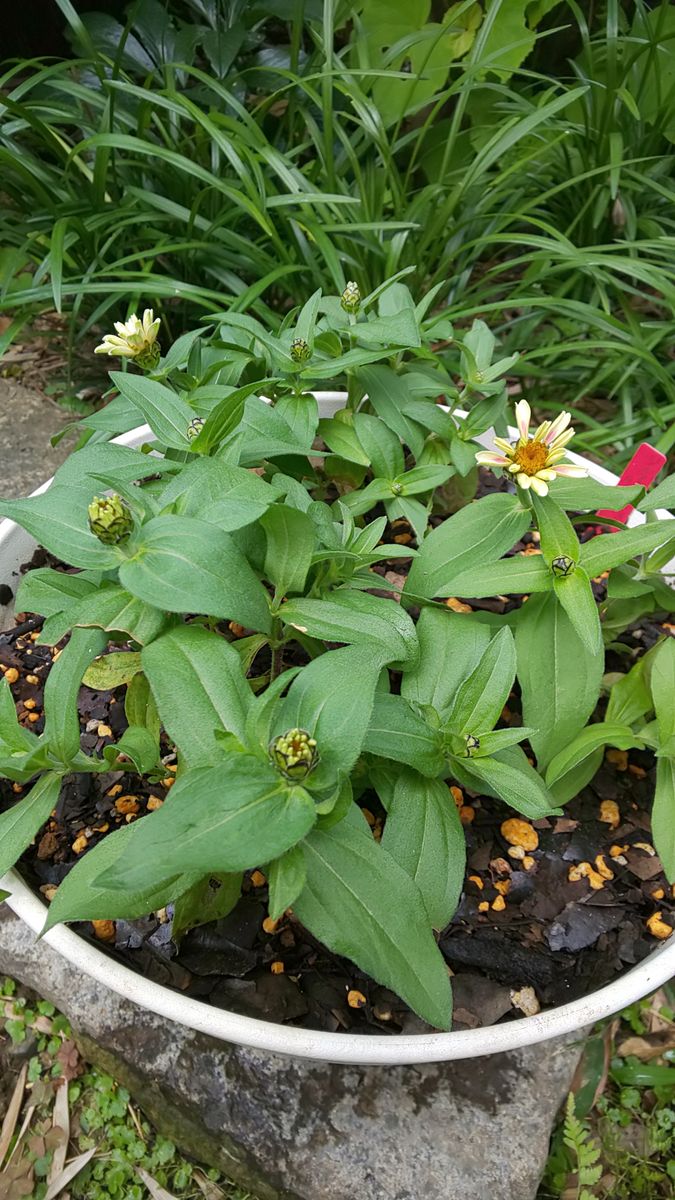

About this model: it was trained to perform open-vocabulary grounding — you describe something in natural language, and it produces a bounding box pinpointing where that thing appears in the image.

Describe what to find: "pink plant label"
[597,443,667,529]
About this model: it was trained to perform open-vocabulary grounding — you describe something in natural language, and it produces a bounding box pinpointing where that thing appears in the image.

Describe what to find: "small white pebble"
[510,986,541,1017]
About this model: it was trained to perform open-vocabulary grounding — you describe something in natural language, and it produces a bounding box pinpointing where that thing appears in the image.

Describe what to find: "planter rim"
[1,391,674,1066]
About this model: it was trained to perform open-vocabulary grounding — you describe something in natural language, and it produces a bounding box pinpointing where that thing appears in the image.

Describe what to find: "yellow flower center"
[514,439,549,476]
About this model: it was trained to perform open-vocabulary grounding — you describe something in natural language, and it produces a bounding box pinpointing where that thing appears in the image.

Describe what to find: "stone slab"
[0,906,584,1200]
[0,378,75,499]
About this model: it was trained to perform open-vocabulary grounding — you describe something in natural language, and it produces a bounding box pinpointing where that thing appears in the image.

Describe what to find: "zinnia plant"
[0,278,673,1030]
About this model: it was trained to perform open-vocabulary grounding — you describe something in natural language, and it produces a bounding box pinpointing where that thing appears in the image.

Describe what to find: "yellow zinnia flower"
[475,400,586,497]
[95,309,161,369]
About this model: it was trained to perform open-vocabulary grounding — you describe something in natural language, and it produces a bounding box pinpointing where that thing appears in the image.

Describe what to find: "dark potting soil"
[1,517,674,1037]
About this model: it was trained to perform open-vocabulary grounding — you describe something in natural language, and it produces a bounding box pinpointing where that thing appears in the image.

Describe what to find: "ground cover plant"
[540,985,675,1200]
[0,976,252,1200]
[1,0,675,461]
[0,279,673,1030]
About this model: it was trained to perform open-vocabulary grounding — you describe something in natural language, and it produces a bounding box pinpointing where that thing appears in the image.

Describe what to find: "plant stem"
[270,643,284,682]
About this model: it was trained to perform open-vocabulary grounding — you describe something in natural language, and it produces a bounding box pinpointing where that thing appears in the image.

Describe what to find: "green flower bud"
[340,281,361,315]
[465,734,481,757]
[551,555,575,578]
[290,337,311,363]
[186,417,205,440]
[88,495,133,545]
[390,481,403,496]
[134,342,161,372]
[269,728,319,781]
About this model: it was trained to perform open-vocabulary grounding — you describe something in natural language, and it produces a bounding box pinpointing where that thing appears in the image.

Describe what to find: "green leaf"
[405,493,530,599]
[0,773,62,880]
[158,457,273,531]
[0,680,39,755]
[355,306,420,349]
[276,645,385,790]
[652,758,675,882]
[317,417,370,466]
[395,465,453,495]
[0,487,121,570]
[97,756,317,892]
[71,585,167,646]
[109,371,194,450]
[449,555,552,597]
[650,637,675,744]
[16,569,98,618]
[353,412,404,479]
[142,625,252,769]
[359,366,426,459]
[363,693,445,777]
[42,821,202,931]
[580,521,675,578]
[549,748,604,810]
[548,478,643,512]
[280,590,419,665]
[267,845,306,921]
[104,724,159,775]
[295,817,452,1029]
[172,872,243,941]
[605,658,653,727]
[531,492,580,566]
[545,723,641,793]
[83,651,142,690]
[124,671,160,744]
[295,289,322,343]
[54,441,173,491]
[381,770,465,930]
[456,746,557,819]
[445,627,517,736]
[606,567,655,599]
[553,568,602,654]
[233,396,314,464]
[120,515,272,634]
[516,593,604,770]
[637,475,675,513]
[467,726,536,756]
[188,379,269,453]
[43,626,108,765]
[401,608,490,715]
[261,505,316,597]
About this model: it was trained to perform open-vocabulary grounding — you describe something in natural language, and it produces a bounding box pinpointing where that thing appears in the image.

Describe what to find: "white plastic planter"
[1,392,674,1066]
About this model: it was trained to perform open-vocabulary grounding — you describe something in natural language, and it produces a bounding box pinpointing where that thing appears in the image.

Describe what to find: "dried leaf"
[617,1034,675,1062]
[55,1041,82,1083]
[0,1157,35,1200]
[0,1064,27,1167]
[6,1107,35,1168]
[43,1147,96,1200]
[48,1083,70,1184]
[134,1166,179,1199]
[193,1171,226,1200]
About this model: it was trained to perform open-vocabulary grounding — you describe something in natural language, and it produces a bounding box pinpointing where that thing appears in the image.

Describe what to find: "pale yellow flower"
[95,309,161,368]
[475,400,586,497]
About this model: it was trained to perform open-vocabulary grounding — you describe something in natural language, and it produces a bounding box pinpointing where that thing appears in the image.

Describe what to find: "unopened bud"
[186,416,205,440]
[551,555,575,578]
[465,734,481,757]
[269,728,319,781]
[88,495,133,545]
[290,337,311,363]
[340,281,361,315]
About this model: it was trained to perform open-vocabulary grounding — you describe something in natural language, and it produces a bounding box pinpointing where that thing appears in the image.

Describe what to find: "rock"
[0,378,75,499]
[0,905,584,1200]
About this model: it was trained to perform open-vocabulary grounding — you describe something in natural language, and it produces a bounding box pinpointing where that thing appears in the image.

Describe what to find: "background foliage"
[1,0,675,462]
